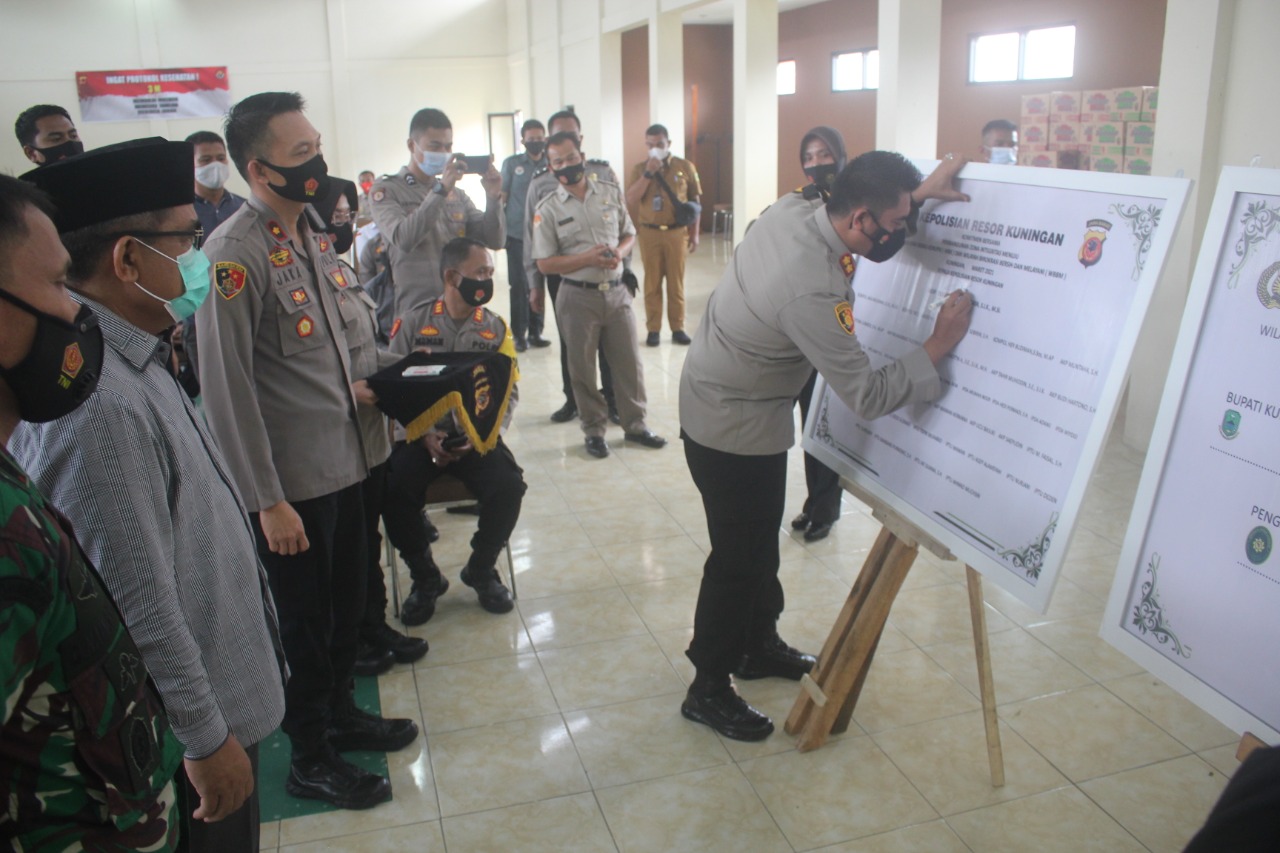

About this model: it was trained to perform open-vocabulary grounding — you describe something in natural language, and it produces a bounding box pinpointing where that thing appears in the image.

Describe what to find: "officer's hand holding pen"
[922,289,974,365]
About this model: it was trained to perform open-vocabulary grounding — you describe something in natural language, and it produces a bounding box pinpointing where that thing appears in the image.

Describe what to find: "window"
[832,49,880,91]
[969,25,1075,83]
[777,60,796,95]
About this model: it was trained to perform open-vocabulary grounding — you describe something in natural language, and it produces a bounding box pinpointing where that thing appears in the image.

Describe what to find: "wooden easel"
[784,479,1006,787]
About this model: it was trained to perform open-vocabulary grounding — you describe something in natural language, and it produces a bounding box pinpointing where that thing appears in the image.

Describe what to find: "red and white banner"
[76,67,231,123]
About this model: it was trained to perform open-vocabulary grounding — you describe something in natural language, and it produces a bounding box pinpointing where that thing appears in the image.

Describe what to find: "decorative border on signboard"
[1131,553,1191,658]
[1226,199,1280,289]
[997,512,1059,580]
[815,397,834,446]
[1109,202,1163,281]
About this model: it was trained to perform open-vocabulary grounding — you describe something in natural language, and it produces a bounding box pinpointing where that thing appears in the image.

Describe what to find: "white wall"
[1,0,512,201]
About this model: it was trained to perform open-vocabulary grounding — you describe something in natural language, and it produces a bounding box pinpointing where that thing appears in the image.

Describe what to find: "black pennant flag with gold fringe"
[368,351,516,453]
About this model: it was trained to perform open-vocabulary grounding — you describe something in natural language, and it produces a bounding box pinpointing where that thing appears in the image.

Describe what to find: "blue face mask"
[418,148,450,176]
[133,239,212,322]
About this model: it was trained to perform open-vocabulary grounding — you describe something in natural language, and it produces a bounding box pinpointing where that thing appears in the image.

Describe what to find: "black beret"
[21,137,193,233]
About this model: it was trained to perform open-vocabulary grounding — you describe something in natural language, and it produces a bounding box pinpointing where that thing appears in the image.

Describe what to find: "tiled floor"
[263,239,1238,851]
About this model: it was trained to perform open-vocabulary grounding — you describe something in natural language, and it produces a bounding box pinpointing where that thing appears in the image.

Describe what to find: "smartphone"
[441,433,470,451]
[461,154,492,174]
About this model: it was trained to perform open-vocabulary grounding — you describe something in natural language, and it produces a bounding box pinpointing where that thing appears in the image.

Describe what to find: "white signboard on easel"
[1102,166,1280,741]
[804,163,1189,612]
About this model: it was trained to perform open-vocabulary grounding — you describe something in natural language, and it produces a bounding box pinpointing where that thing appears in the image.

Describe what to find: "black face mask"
[329,222,354,255]
[457,276,493,307]
[524,140,546,157]
[0,290,104,423]
[861,213,908,263]
[553,162,585,186]
[257,152,331,203]
[803,163,839,192]
[35,139,84,165]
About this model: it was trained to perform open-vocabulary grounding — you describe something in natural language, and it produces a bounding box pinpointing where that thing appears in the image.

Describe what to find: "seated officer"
[381,237,526,620]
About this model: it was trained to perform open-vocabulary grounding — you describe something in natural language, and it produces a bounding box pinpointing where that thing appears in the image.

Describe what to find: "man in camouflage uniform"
[0,173,182,852]
[369,108,504,319]
[381,237,526,621]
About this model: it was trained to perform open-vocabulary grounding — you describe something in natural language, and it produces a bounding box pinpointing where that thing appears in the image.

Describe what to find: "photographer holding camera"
[370,108,503,319]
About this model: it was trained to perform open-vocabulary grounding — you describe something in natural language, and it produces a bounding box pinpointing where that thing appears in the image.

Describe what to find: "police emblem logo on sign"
[834,301,855,335]
[215,261,247,300]
[1079,219,1111,268]
[1247,525,1272,565]
[297,315,314,337]
[1220,409,1241,440]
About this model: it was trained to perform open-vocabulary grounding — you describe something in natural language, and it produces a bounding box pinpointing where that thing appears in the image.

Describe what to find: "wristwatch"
[431,180,447,196]
[643,171,656,179]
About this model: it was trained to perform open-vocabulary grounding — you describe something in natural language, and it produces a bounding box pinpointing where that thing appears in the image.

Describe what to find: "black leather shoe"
[529,334,552,348]
[681,684,774,741]
[366,622,428,664]
[672,330,692,345]
[624,430,667,449]
[791,511,811,531]
[401,573,449,627]
[514,337,528,352]
[352,642,395,677]
[286,745,392,810]
[803,521,833,542]
[585,436,610,458]
[327,705,419,753]
[460,562,514,613]
[608,405,622,425]
[550,401,578,422]
[424,518,440,543]
[734,635,817,681]
[646,331,661,347]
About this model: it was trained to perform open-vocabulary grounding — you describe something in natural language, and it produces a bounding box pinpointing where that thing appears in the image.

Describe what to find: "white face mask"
[648,146,667,161]
[194,160,231,189]
[987,147,1016,166]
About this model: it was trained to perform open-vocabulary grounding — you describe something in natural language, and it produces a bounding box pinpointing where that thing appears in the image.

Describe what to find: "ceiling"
[683,0,833,26]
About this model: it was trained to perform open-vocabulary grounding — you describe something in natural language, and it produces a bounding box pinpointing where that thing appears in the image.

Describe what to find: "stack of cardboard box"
[1018,86,1157,174]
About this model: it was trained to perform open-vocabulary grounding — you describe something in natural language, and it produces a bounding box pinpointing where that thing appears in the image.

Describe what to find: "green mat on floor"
[257,675,389,822]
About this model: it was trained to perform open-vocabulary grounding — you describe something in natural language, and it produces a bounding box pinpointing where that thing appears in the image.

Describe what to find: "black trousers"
[175,743,260,853]
[251,482,365,747]
[797,370,842,525]
[382,438,526,580]
[360,460,390,631]
[505,237,543,341]
[547,274,614,407]
[682,431,788,678]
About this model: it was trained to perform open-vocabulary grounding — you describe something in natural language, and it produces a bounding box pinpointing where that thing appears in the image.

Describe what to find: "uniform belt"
[561,277,620,291]
[642,223,682,231]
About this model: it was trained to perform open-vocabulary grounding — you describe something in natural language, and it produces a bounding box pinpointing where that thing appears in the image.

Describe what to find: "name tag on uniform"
[558,217,574,226]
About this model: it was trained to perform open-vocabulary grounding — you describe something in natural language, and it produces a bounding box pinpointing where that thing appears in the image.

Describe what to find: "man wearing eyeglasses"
[12,138,287,852]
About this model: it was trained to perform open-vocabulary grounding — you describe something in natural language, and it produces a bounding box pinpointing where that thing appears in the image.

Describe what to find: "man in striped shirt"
[13,138,287,852]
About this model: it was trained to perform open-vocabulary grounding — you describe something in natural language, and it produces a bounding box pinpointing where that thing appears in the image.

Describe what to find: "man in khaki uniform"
[370,108,503,319]
[524,110,620,423]
[381,237,526,617]
[625,123,702,346]
[197,92,416,811]
[677,151,974,742]
[532,132,667,459]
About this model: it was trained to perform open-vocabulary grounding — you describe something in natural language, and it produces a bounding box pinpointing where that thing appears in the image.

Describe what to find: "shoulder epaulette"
[587,158,610,166]
[532,166,549,178]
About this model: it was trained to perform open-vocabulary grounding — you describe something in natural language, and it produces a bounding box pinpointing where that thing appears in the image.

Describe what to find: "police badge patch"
[269,248,292,267]
[834,301,855,335]
[289,288,310,307]
[1079,219,1111,268]
[390,317,402,339]
[296,315,314,338]
[61,343,83,380]
[215,261,247,300]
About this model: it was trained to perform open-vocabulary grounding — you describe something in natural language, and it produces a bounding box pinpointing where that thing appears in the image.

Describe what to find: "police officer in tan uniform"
[370,108,504,319]
[524,110,619,423]
[677,151,974,741]
[196,92,416,811]
[382,237,526,618]
[625,123,702,346]
[532,132,668,459]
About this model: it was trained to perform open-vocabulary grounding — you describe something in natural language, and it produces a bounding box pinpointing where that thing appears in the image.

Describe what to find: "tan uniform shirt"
[389,298,519,431]
[679,191,941,455]
[629,155,702,228]
[340,259,396,471]
[530,179,636,284]
[196,195,368,510]
[369,166,504,316]
[522,160,620,290]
